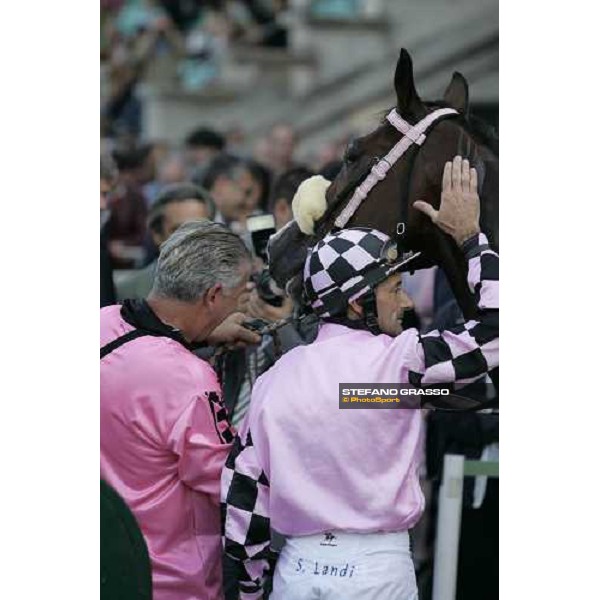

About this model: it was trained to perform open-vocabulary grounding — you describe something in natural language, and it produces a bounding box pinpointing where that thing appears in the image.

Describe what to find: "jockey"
[221,156,499,600]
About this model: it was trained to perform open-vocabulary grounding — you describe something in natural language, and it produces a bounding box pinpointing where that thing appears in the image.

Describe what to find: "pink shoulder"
[100,305,133,346]
[190,354,219,384]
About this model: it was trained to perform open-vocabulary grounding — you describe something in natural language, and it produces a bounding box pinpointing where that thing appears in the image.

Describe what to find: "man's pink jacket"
[101,304,233,600]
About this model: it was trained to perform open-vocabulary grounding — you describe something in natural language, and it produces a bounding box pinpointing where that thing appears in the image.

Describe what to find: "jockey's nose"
[400,290,414,311]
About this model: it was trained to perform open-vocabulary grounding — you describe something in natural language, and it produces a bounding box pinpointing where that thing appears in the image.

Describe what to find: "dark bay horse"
[268,48,498,326]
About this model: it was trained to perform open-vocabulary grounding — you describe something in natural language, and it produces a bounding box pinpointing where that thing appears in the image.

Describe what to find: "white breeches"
[271,531,418,600]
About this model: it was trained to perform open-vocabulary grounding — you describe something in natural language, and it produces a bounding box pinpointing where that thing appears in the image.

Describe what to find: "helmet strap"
[321,292,381,336]
[360,291,381,335]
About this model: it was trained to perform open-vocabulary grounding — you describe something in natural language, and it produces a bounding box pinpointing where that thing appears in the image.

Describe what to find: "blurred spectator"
[102,42,144,138]
[157,0,202,32]
[101,153,120,307]
[117,182,216,300]
[147,139,170,170]
[316,132,355,171]
[252,135,274,169]
[159,151,187,184]
[101,3,184,138]
[268,122,298,175]
[185,126,226,182]
[314,141,340,172]
[178,13,227,91]
[113,0,166,38]
[108,143,153,268]
[240,159,271,217]
[143,149,188,206]
[230,0,289,48]
[225,123,246,155]
[200,154,252,230]
[101,152,119,214]
[269,166,314,230]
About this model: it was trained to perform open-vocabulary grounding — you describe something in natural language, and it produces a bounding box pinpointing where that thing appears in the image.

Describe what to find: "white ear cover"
[291,175,331,235]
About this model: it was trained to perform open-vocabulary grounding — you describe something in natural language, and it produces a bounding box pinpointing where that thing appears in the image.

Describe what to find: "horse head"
[268,48,498,320]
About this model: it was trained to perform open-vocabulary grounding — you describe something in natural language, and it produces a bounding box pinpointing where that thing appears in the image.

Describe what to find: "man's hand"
[206,312,261,348]
[413,155,481,246]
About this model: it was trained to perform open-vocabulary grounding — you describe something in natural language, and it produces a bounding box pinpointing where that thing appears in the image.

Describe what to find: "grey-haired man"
[101,220,260,600]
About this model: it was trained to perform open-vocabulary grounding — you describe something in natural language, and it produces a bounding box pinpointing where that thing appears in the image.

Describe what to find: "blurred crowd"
[101,0,375,137]
[100,119,350,271]
[101,0,291,137]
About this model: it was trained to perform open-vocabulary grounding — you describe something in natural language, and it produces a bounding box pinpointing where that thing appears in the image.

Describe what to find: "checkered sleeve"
[407,233,499,388]
[167,388,235,504]
[221,427,271,600]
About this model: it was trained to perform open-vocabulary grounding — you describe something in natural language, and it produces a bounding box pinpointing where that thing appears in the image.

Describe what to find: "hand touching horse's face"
[317,50,498,318]
[323,50,496,250]
[267,49,498,319]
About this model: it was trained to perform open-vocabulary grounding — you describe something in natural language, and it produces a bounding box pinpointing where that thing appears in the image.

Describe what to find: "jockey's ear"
[394,48,424,116]
[443,72,470,115]
[347,298,364,319]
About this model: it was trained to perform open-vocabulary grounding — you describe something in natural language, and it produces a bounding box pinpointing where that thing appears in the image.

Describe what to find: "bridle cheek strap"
[334,107,458,229]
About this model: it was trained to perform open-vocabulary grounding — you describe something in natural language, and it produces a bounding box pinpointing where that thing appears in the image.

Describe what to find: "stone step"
[305,15,391,32]
[230,45,318,67]
[140,83,242,143]
[229,44,319,96]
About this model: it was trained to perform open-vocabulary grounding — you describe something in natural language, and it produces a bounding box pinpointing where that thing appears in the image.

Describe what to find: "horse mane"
[426,100,499,157]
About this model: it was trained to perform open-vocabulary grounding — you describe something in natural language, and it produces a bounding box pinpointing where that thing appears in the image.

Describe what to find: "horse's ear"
[394,48,423,115]
[443,72,470,114]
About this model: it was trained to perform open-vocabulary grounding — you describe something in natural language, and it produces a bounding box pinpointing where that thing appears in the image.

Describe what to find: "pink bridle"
[334,107,458,230]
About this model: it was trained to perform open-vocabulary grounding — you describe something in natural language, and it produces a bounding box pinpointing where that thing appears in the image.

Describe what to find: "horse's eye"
[344,141,361,163]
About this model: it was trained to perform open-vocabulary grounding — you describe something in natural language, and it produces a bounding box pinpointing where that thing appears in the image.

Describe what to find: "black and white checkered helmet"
[303,227,419,318]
